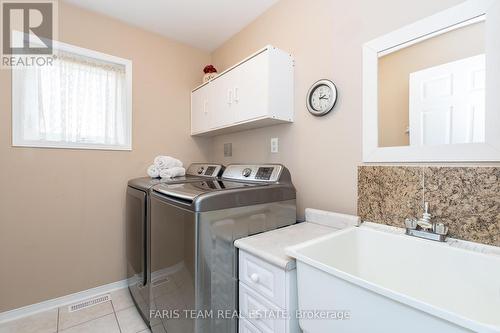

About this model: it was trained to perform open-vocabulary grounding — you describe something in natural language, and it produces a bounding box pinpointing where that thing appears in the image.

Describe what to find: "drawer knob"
[250,273,259,283]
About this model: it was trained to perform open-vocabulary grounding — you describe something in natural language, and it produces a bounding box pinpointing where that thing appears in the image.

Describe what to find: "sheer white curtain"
[15,49,127,147]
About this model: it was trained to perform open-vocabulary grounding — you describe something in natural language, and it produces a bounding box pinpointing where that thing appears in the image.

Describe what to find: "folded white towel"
[154,156,182,170]
[147,165,160,178]
[160,167,186,179]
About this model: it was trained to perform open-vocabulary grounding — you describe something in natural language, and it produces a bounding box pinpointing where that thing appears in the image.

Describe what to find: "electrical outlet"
[270,137,279,153]
[224,143,232,157]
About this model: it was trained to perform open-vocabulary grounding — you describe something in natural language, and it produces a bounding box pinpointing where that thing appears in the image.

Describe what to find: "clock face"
[307,80,337,116]
[311,85,335,112]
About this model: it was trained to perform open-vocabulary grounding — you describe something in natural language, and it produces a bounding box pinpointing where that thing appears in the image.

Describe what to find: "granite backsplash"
[358,166,500,246]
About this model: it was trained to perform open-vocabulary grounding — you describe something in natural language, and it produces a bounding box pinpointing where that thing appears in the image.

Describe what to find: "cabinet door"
[191,85,211,134]
[211,69,237,128]
[233,52,270,123]
[239,318,263,333]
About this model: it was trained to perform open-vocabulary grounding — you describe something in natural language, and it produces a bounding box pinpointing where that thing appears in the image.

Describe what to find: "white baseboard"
[0,279,129,324]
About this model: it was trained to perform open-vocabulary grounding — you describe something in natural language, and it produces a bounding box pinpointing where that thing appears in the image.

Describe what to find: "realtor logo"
[1,0,57,68]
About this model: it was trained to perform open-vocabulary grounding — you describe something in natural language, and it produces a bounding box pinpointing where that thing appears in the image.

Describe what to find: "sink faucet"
[404,202,448,242]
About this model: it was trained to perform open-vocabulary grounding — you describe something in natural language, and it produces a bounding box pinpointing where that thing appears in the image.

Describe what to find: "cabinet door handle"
[234,87,239,103]
[203,100,208,114]
[250,273,259,283]
[227,89,233,105]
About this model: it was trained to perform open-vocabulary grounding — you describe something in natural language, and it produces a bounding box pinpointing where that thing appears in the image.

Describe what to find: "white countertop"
[234,208,361,271]
[235,221,339,270]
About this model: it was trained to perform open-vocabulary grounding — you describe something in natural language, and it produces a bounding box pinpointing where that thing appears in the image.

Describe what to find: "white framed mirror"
[362,0,500,162]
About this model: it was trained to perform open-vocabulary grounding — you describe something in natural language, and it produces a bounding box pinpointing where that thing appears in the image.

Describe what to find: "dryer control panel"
[222,164,283,182]
[186,164,224,177]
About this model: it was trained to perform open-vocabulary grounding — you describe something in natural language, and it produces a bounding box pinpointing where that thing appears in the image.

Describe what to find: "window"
[12,38,132,150]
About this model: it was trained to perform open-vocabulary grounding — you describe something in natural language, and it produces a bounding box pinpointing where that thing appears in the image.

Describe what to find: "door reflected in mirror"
[378,19,485,148]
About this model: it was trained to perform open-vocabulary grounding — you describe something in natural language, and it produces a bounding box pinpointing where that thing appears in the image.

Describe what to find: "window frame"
[11,33,133,151]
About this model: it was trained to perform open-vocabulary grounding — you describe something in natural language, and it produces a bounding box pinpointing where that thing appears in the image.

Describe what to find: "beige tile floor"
[0,288,154,333]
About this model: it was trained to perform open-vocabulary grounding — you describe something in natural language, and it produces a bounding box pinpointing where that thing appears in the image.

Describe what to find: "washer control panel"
[242,168,252,178]
[186,164,224,178]
[255,167,275,180]
[222,164,283,182]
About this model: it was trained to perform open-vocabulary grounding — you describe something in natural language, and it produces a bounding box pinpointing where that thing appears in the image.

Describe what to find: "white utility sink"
[286,226,500,333]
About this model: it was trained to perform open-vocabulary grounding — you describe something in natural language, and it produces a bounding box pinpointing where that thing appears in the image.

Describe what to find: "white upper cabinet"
[211,65,237,129]
[233,51,269,123]
[190,83,211,134]
[191,46,294,136]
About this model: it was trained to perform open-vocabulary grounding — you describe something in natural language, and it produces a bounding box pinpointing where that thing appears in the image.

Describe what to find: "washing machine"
[149,164,296,333]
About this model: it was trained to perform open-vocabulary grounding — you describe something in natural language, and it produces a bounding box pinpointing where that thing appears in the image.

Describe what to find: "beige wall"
[209,0,466,219]
[378,22,485,147]
[0,2,210,311]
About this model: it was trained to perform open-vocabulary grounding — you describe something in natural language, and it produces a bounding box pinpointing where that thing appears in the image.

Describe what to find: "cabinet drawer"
[239,318,263,333]
[239,250,286,308]
[239,282,286,333]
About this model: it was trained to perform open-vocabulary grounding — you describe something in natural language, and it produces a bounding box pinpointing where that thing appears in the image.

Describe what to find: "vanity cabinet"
[238,250,300,333]
[191,45,294,136]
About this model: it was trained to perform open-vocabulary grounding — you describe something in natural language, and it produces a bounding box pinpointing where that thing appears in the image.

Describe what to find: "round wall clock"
[306,79,338,116]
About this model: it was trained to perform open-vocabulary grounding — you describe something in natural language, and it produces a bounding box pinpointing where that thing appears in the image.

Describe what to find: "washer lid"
[153,180,265,202]
[159,174,206,184]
